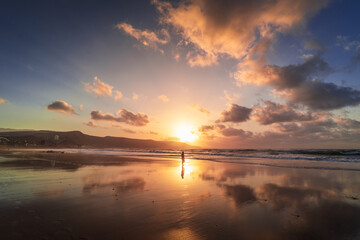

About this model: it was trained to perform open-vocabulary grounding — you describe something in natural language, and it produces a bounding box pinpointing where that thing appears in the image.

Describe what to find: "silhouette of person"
[181,151,185,163]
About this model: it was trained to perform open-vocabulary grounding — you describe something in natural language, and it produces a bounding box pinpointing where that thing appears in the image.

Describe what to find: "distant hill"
[0,130,194,149]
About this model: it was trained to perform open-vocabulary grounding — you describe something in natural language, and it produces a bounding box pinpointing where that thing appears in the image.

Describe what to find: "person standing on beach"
[181,151,185,163]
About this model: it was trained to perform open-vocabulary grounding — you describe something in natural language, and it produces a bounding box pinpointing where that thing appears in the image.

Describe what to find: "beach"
[0,149,360,240]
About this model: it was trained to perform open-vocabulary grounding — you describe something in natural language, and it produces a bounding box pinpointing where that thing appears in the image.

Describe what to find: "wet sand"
[0,150,360,240]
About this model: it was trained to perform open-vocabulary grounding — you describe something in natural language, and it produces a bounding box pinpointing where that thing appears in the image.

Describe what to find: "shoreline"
[0,149,179,169]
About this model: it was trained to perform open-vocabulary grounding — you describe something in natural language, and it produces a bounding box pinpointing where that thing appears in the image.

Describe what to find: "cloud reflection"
[83,176,146,194]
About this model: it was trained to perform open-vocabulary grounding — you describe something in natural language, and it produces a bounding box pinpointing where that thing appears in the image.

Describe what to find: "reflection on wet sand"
[83,176,146,194]
[0,151,359,240]
[181,163,185,179]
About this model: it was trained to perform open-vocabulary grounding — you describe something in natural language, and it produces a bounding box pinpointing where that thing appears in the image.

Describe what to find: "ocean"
[24,148,360,171]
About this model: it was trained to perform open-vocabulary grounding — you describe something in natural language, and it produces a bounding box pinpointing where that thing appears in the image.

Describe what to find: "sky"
[1,0,360,148]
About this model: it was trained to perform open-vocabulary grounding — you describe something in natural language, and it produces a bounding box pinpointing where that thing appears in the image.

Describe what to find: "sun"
[175,124,198,143]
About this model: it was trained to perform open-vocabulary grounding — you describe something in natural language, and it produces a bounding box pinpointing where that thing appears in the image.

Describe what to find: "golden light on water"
[175,124,198,143]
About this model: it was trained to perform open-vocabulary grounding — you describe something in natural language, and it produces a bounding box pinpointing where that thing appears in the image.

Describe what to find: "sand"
[0,149,359,240]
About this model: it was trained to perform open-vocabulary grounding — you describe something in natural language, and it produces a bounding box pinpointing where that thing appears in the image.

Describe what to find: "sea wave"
[33,148,360,164]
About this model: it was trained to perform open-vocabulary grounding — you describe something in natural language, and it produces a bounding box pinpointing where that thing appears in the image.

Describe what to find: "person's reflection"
[181,162,185,179]
[50,159,56,167]
[181,151,185,179]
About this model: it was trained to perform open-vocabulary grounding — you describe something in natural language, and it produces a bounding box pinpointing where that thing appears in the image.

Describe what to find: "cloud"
[304,38,325,52]
[220,127,253,138]
[154,0,328,67]
[221,184,257,206]
[236,54,360,110]
[173,52,180,61]
[217,103,252,123]
[83,121,101,128]
[191,104,210,115]
[83,76,113,97]
[116,22,169,50]
[335,117,360,129]
[132,93,139,100]
[0,98,6,104]
[158,94,170,102]
[201,109,360,148]
[224,90,240,101]
[198,124,225,134]
[186,52,218,67]
[79,104,83,111]
[238,54,332,88]
[91,109,149,126]
[271,114,360,138]
[252,101,315,125]
[83,177,146,194]
[336,36,360,71]
[114,90,123,101]
[277,80,360,110]
[336,35,360,51]
[47,100,76,115]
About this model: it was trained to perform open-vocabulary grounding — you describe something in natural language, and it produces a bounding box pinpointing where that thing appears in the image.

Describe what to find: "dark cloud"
[47,100,76,114]
[220,184,257,207]
[220,127,253,138]
[239,54,360,110]
[252,101,314,125]
[206,113,360,148]
[198,124,225,133]
[336,117,360,129]
[282,80,360,110]
[91,109,149,127]
[83,177,146,194]
[266,55,332,90]
[257,183,323,210]
[217,104,252,123]
[256,183,360,239]
[198,125,215,132]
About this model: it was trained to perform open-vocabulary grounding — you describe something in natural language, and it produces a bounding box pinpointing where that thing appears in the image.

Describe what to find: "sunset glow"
[175,125,198,143]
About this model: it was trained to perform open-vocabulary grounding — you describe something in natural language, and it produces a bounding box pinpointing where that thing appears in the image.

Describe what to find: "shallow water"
[0,153,360,240]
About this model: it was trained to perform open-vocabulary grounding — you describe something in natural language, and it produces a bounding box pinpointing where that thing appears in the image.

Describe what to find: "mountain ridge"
[0,130,195,149]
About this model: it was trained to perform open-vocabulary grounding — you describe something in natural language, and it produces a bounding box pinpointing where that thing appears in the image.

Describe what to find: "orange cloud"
[224,90,240,102]
[158,94,169,102]
[114,90,123,101]
[116,22,169,50]
[154,0,328,67]
[190,104,210,115]
[132,93,139,100]
[83,121,107,128]
[0,98,5,104]
[83,76,113,97]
